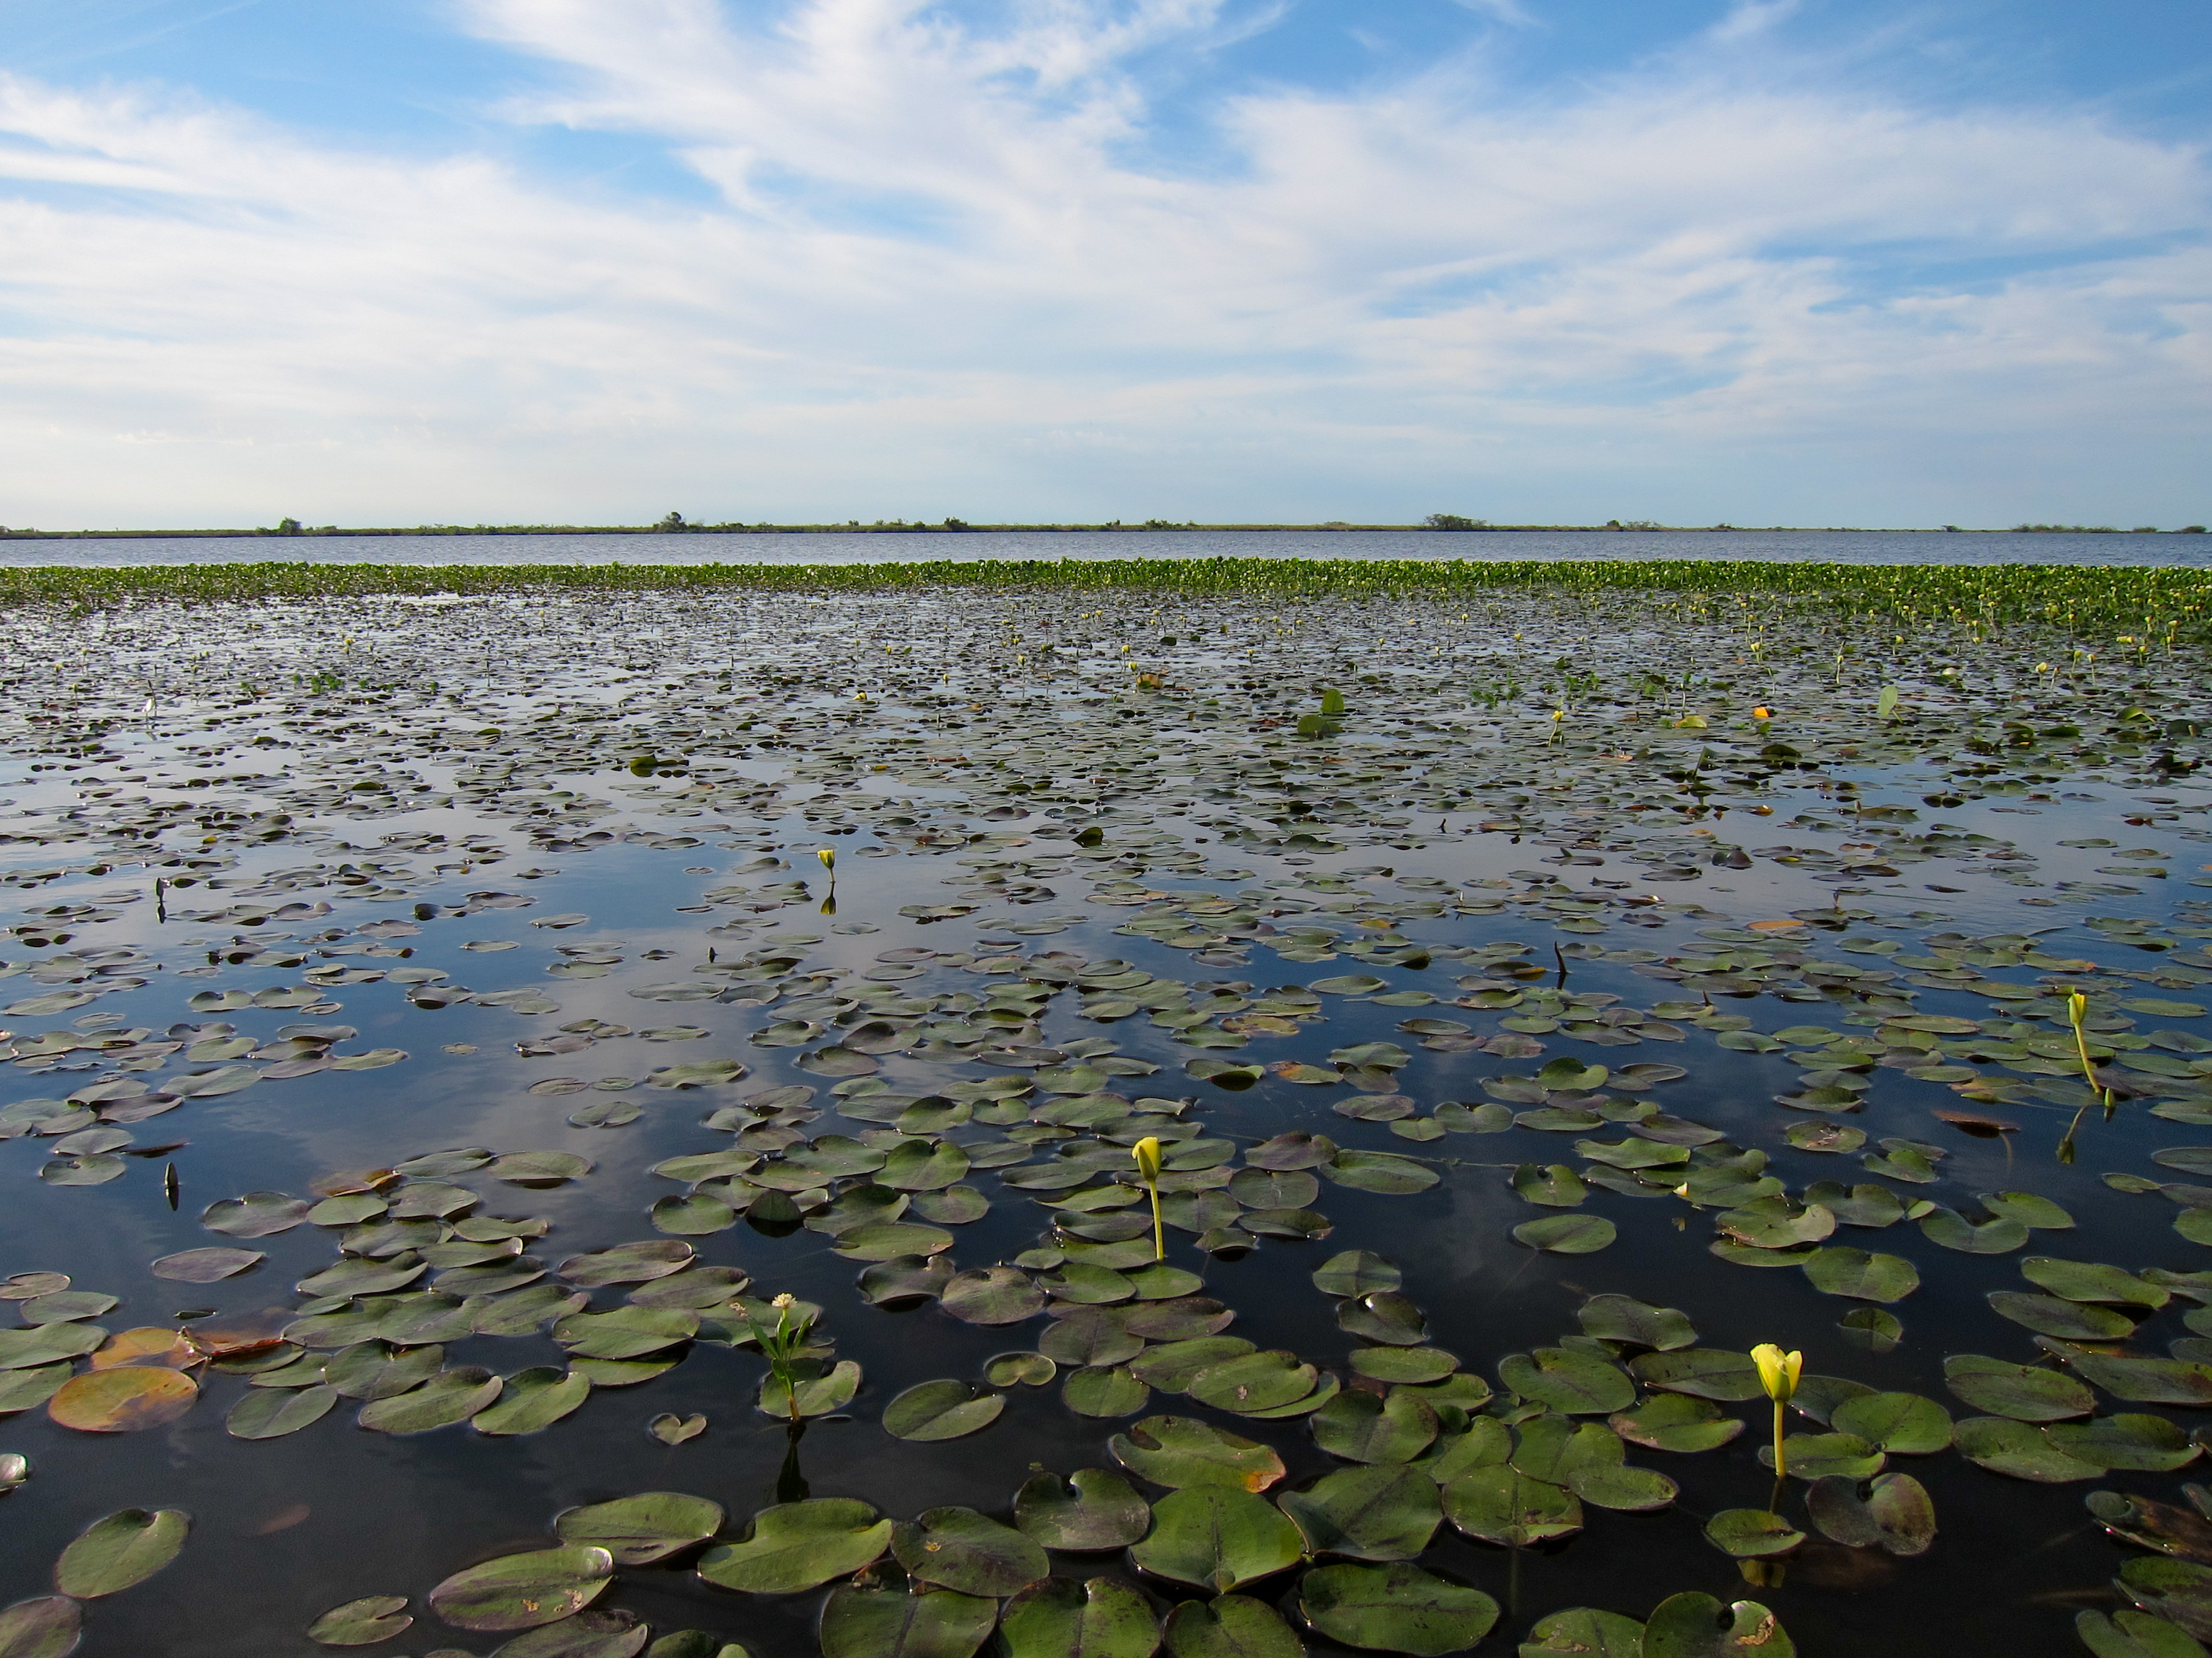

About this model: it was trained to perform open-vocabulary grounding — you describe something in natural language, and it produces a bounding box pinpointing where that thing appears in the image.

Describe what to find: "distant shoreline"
[0,521,2202,540]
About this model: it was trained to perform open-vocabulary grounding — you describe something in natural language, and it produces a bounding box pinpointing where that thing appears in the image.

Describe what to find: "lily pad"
[894,1506,1050,1596]
[1112,1416,1286,1491]
[226,1383,341,1440]
[1944,1356,2097,1422]
[1311,1390,1438,1465]
[940,1266,1047,1326]
[0,1598,80,1658]
[1513,1214,1617,1253]
[1162,1596,1305,1658]
[884,1380,1007,1441]
[1131,1486,1305,1592]
[1295,1561,1499,1657]
[1440,1466,1581,1547]
[556,1492,725,1564]
[1498,1349,1636,1414]
[307,1596,415,1647]
[53,1508,191,1597]
[48,1367,198,1433]
[819,1583,996,1658]
[1277,1463,1441,1561]
[1953,1416,2104,1482]
[1643,1593,1795,1657]
[357,1367,502,1434]
[1702,1509,1804,1559]
[474,1368,592,1436]
[1801,1247,1920,1303]
[150,1248,264,1283]
[695,1499,893,1593]
[998,1578,1160,1658]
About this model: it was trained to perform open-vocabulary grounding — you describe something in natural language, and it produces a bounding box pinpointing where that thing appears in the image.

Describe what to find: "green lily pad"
[1982,1191,2076,1230]
[985,1352,1058,1388]
[1629,1349,1764,1401]
[1440,1466,1581,1547]
[940,1266,1045,1326]
[835,1222,957,1262]
[1521,1608,1646,1658]
[203,1191,311,1238]
[357,1367,502,1434]
[884,1380,1007,1440]
[1806,1471,1936,1555]
[1065,1366,1152,1418]
[1944,1355,2097,1421]
[1830,1392,1953,1455]
[1498,1349,1636,1414]
[1131,1339,1257,1393]
[1311,1390,1438,1465]
[1608,1394,1745,1454]
[1131,1486,1305,1591]
[1760,1431,1885,1481]
[1988,1291,2136,1340]
[759,1357,862,1419]
[999,1577,1160,1658]
[894,1506,1050,1597]
[2057,1348,2212,1406]
[1295,1561,1499,1657]
[474,1368,592,1436]
[2022,1257,2170,1308]
[1339,1291,1427,1347]
[1014,1468,1152,1551]
[0,1597,81,1658]
[1919,1207,2029,1255]
[1513,1215,1617,1253]
[554,1306,698,1360]
[2047,1414,2200,1472]
[1322,1152,1438,1195]
[1278,1465,1440,1562]
[1162,1596,1304,1658]
[53,1508,191,1598]
[1579,1294,1698,1352]
[428,1545,614,1631]
[1702,1509,1804,1559]
[819,1583,996,1658]
[556,1492,725,1564]
[695,1499,893,1593]
[1347,1348,1458,1385]
[1510,1163,1587,1207]
[651,1195,738,1237]
[557,1242,694,1288]
[306,1595,414,1647]
[1190,1351,1320,1415]
[1953,1416,2104,1481]
[1643,1592,1795,1657]
[1801,1247,1920,1303]
[2074,1608,2212,1658]
[227,1384,341,1440]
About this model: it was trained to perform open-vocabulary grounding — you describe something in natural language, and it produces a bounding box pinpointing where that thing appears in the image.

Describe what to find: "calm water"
[2,528,2208,569]
[2,580,2210,1657]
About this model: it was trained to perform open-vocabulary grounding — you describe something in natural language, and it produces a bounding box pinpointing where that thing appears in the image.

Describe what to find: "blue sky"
[0,0,2206,528]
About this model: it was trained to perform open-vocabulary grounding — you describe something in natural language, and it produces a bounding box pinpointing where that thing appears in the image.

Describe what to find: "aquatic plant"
[1750,1344,1803,1481]
[1132,1135,1165,1262]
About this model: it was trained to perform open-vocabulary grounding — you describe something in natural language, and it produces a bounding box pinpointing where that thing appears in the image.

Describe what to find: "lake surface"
[3,528,2209,569]
[2,579,2210,1657]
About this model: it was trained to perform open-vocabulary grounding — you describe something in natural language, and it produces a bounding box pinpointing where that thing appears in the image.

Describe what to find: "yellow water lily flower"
[1750,1344,1801,1402]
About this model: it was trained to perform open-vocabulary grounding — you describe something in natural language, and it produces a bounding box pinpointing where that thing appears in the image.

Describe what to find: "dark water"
[2,527,2210,569]
[1,580,2209,1657]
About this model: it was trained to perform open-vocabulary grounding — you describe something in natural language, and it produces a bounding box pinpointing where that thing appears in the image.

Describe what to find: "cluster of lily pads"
[2,565,2212,1656]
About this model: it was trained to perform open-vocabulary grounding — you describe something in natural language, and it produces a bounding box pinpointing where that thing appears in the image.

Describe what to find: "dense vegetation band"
[7,557,2211,645]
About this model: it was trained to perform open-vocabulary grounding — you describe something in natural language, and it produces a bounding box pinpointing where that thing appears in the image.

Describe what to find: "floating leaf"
[202,1192,310,1238]
[556,1493,724,1564]
[1112,1416,1286,1491]
[0,1598,81,1658]
[1830,1392,1953,1455]
[894,1506,1050,1596]
[1295,1561,1498,1657]
[1579,1294,1697,1352]
[1440,1467,1581,1547]
[1065,1366,1152,1418]
[1513,1215,1616,1253]
[53,1508,191,1597]
[940,1266,1047,1326]
[1014,1468,1152,1552]
[819,1583,996,1658]
[1278,1463,1440,1562]
[1311,1391,1438,1465]
[884,1380,1007,1441]
[307,1596,415,1647]
[1702,1509,1803,1559]
[1322,1153,1438,1195]
[48,1368,198,1433]
[1643,1592,1794,1657]
[1608,1395,1745,1454]
[998,1578,1160,1658]
[150,1248,264,1283]
[695,1499,893,1593]
[1806,1472,1936,1555]
[1498,1349,1635,1414]
[1521,1608,1646,1658]
[1801,1247,1920,1303]
[2021,1257,2170,1308]
[1953,1416,2104,1482]
[227,1384,340,1440]
[357,1367,501,1434]
[2047,1414,2198,1472]
[1131,1486,1304,1592]
[1944,1356,2096,1422]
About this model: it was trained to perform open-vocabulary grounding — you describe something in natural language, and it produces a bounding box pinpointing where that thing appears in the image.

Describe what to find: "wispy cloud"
[0,0,2203,526]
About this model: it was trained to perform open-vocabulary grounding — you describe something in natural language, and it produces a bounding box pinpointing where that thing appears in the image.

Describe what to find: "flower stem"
[1772,1399,1787,1482]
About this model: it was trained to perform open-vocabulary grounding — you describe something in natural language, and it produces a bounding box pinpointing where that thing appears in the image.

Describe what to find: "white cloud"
[0,0,2203,528]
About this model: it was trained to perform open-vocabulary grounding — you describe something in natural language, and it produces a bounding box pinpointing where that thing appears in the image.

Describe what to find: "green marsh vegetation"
[0,565,2210,1654]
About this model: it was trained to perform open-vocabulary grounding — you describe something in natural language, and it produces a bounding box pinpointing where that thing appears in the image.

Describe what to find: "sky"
[0,0,2206,530]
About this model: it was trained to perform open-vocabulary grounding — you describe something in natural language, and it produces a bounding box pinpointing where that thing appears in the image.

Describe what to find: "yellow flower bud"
[816,848,835,871]
[1132,1137,1162,1183]
[1750,1343,1802,1403]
